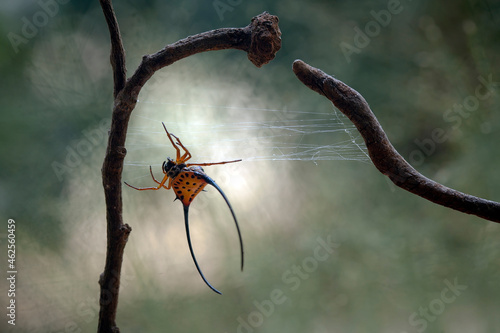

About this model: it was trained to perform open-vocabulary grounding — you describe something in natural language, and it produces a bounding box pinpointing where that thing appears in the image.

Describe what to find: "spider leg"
[183,205,222,295]
[149,166,169,190]
[187,159,242,167]
[124,182,162,191]
[202,175,244,272]
[162,122,184,163]
[170,133,192,163]
[125,173,170,191]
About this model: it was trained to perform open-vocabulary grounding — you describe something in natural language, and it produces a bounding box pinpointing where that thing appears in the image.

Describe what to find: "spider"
[125,122,243,295]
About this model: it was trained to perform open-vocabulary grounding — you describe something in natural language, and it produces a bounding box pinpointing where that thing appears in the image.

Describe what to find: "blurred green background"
[1,0,500,332]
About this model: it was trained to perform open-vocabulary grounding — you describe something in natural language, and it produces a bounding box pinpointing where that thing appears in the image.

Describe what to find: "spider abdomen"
[172,166,209,206]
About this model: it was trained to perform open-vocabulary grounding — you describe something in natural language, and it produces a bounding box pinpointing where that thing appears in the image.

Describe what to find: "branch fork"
[97,1,280,331]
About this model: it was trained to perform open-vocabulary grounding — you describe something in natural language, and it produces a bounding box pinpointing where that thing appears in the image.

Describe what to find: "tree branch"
[122,12,281,102]
[97,5,281,332]
[292,59,500,223]
[98,0,126,98]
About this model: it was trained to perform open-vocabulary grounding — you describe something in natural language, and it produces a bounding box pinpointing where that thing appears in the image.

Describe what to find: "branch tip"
[293,60,500,223]
[248,12,281,67]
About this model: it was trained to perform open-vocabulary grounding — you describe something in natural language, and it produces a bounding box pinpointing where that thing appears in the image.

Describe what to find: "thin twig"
[293,59,500,223]
[98,0,126,98]
[97,4,281,332]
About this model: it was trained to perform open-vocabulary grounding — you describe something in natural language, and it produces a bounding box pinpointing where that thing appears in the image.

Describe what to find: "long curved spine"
[183,205,222,295]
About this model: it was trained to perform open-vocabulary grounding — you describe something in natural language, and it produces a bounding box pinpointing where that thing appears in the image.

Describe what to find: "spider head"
[163,158,185,178]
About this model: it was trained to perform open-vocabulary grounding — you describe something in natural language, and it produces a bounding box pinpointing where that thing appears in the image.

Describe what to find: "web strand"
[124,100,370,176]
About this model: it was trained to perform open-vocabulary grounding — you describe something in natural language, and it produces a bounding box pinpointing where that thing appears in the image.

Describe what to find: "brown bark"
[97,1,281,331]
[293,59,500,223]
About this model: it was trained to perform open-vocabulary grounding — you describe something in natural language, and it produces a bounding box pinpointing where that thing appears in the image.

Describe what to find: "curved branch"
[99,0,126,98]
[98,8,281,333]
[293,59,500,223]
[122,11,281,101]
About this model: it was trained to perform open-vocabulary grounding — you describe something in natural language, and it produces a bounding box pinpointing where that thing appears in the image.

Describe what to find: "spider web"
[124,99,370,178]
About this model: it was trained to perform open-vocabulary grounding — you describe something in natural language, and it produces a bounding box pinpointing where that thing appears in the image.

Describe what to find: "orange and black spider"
[125,122,243,295]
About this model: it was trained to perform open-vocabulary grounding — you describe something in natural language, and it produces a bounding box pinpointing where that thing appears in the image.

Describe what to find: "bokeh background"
[1,0,500,332]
